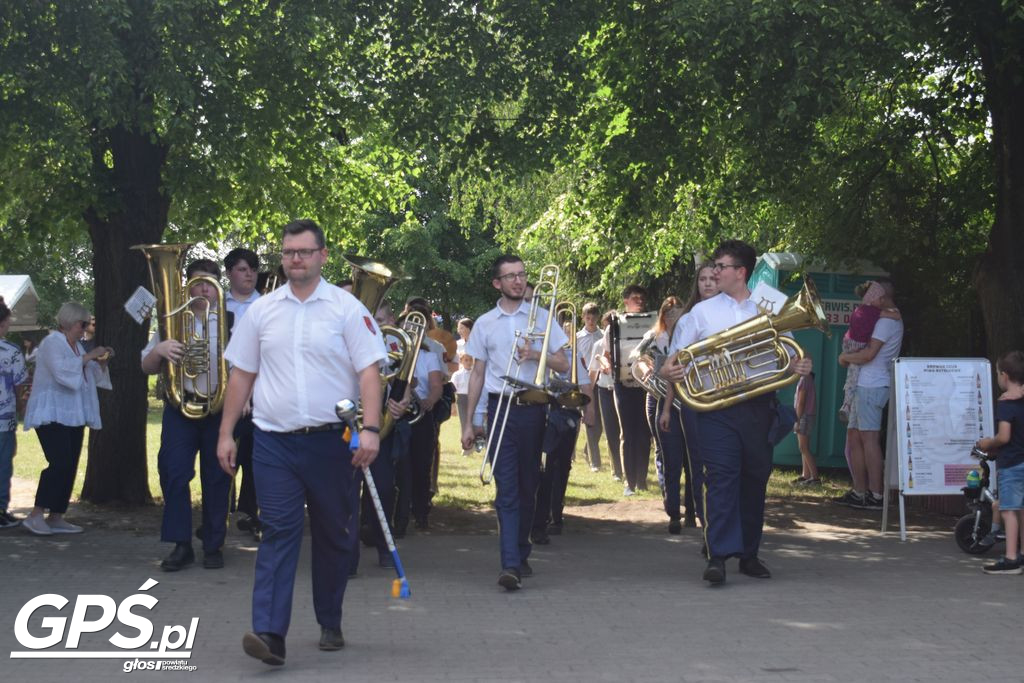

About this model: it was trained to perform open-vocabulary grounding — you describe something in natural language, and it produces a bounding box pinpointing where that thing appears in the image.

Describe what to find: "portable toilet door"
[750,253,888,469]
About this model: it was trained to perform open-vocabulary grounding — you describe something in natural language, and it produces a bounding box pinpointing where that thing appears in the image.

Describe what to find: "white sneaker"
[47,518,84,534]
[623,487,635,497]
[22,515,53,536]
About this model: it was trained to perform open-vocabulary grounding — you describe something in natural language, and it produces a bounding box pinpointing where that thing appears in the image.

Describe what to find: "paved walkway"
[2,495,1023,682]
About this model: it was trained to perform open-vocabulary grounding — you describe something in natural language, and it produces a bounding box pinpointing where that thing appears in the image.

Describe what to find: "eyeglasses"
[497,271,528,282]
[281,248,320,260]
[712,262,743,272]
[78,320,91,328]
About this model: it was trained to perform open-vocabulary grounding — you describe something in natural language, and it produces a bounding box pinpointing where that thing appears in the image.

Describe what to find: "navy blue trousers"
[157,406,230,552]
[233,415,257,518]
[487,396,546,570]
[696,395,774,559]
[614,384,651,490]
[252,428,357,636]
[533,408,580,532]
[646,395,685,519]
[679,406,705,525]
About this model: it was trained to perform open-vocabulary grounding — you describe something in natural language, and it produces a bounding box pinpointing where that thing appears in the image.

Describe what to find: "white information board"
[892,357,993,496]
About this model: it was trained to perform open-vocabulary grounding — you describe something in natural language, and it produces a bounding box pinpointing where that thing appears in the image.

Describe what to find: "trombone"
[552,301,590,409]
[479,264,562,484]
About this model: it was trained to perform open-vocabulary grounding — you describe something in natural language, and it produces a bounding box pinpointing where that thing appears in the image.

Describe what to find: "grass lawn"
[10,406,851,512]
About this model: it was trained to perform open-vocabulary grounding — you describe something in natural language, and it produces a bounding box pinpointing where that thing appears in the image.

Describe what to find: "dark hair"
[621,284,648,301]
[582,302,600,317]
[712,240,757,282]
[491,254,524,280]
[684,261,716,312]
[404,297,436,330]
[457,317,474,330]
[998,351,1024,385]
[225,248,258,271]
[654,296,684,335]
[0,296,9,325]
[186,259,221,279]
[283,218,326,249]
[601,309,617,328]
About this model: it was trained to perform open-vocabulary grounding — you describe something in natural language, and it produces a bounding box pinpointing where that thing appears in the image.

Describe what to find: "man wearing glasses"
[216,219,385,665]
[662,240,812,585]
[461,254,570,590]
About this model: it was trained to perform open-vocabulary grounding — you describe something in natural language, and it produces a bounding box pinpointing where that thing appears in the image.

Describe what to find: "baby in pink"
[839,281,899,422]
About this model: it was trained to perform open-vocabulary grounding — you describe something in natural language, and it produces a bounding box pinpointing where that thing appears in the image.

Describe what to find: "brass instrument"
[482,265,562,484]
[258,253,284,294]
[132,243,229,419]
[345,255,414,437]
[630,334,682,411]
[380,310,429,438]
[553,301,590,409]
[672,278,829,412]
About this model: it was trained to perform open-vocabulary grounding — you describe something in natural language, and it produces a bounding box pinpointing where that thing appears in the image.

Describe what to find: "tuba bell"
[132,243,229,419]
[672,278,829,412]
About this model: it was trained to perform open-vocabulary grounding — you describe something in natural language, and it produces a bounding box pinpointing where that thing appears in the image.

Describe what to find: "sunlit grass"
[10,406,851,510]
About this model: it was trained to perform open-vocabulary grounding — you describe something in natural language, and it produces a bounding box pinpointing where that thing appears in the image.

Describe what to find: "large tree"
[0,1,411,503]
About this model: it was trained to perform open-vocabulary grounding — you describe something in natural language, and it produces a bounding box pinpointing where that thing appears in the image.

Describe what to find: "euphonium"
[380,310,429,439]
[630,335,682,411]
[672,278,829,412]
[132,243,229,419]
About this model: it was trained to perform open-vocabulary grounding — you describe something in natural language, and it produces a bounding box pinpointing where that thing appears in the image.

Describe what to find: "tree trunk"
[970,4,1024,362]
[81,124,168,505]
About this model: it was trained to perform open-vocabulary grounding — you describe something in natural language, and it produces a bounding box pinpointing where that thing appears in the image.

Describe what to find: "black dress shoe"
[497,567,522,591]
[160,543,195,572]
[518,559,533,577]
[243,631,285,665]
[738,556,772,579]
[548,522,563,536]
[667,518,682,534]
[318,627,345,651]
[203,550,224,569]
[702,558,726,585]
[531,529,550,545]
[683,512,697,528]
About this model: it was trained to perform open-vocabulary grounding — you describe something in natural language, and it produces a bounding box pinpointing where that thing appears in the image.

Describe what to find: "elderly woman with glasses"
[21,302,112,535]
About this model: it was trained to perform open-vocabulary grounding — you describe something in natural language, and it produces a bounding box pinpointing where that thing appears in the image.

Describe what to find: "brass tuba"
[672,278,829,412]
[631,334,682,411]
[132,243,229,419]
[380,310,429,438]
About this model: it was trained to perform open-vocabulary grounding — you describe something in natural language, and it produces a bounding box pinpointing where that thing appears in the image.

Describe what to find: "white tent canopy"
[0,275,40,331]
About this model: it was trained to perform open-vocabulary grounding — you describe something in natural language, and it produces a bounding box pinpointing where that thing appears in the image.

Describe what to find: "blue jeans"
[0,430,14,511]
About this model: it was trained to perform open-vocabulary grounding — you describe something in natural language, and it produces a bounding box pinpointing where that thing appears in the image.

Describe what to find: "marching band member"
[575,303,604,471]
[589,311,624,481]
[662,240,812,585]
[141,260,232,571]
[461,254,569,590]
[610,285,652,494]
[216,219,385,665]
[532,350,594,543]
[223,248,261,539]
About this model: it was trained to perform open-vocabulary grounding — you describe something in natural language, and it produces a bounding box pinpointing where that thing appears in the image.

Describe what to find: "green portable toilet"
[750,253,888,468]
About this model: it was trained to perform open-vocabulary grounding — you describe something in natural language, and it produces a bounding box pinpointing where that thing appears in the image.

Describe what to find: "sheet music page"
[124,286,158,324]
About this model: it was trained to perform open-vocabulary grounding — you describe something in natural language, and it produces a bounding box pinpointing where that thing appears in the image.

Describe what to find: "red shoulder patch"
[364,316,377,335]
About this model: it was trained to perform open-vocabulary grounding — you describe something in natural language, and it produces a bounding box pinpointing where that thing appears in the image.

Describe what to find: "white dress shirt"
[225,289,261,333]
[588,336,614,389]
[412,347,443,401]
[23,331,109,430]
[224,278,387,432]
[464,300,569,396]
[576,327,603,371]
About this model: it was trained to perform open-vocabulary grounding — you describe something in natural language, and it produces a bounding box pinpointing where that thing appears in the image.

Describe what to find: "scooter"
[954,446,1004,554]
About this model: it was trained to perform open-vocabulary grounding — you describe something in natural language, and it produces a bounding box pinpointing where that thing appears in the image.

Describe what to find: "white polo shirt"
[225,277,386,432]
[464,299,570,396]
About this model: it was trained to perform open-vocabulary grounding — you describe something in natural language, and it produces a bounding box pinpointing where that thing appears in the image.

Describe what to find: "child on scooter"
[975,350,1024,574]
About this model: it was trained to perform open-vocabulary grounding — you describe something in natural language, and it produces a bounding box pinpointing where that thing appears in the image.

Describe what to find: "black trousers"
[234,415,258,518]
[34,423,85,514]
[613,384,651,490]
[596,386,623,478]
[534,409,580,531]
[409,416,438,522]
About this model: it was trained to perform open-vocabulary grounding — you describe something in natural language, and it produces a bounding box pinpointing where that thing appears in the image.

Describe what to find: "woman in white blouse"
[22,302,112,536]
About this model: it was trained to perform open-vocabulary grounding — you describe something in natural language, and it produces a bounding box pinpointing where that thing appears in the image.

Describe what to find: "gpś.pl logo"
[10,578,199,672]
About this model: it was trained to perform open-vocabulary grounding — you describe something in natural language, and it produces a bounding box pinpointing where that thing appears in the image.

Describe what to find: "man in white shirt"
[461,255,570,590]
[223,248,262,538]
[663,240,812,585]
[575,302,604,471]
[836,281,903,510]
[216,220,385,666]
[142,259,232,572]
